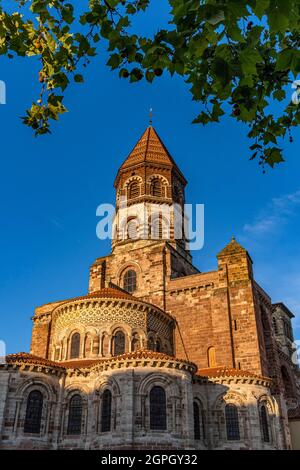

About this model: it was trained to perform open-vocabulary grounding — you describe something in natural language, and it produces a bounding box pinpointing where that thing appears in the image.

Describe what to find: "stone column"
[98,334,103,357]
[13,398,22,438]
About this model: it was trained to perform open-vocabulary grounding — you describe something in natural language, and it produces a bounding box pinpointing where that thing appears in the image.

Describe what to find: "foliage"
[1,0,300,168]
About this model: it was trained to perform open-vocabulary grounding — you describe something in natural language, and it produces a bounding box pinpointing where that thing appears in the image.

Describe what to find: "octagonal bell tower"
[112,125,188,253]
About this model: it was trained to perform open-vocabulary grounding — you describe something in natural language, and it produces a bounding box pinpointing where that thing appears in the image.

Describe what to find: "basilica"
[0,125,300,450]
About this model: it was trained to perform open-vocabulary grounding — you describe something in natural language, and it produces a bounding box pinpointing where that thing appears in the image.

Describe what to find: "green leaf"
[240,48,262,76]
[74,74,84,83]
[253,0,270,18]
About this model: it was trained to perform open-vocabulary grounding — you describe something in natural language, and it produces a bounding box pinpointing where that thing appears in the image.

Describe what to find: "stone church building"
[1,126,300,450]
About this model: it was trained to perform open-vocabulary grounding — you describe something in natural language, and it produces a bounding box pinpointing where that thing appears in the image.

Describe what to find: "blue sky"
[0,1,300,354]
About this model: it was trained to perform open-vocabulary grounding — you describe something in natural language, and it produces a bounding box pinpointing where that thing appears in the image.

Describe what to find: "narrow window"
[24,390,43,434]
[150,386,166,430]
[126,219,139,240]
[225,404,240,441]
[113,330,126,356]
[207,346,216,367]
[101,389,112,432]
[70,333,80,359]
[67,394,82,435]
[260,405,270,443]
[150,179,162,197]
[128,181,140,199]
[123,269,137,293]
[193,402,201,440]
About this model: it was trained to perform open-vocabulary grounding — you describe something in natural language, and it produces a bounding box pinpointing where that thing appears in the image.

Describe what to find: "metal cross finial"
[149,107,153,126]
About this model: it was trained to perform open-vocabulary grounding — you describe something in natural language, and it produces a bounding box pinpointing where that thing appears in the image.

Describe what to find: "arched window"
[272,317,278,335]
[70,333,80,359]
[193,401,205,441]
[155,339,161,352]
[150,178,162,197]
[128,181,140,199]
[131,334,140,352]
[24,390,43,434]
[101,389,112,432]
[150,386,167,430]
[123,269,137,293]
[113,330,126,356]
[207,346,216,367]
[67,394,82,435]
[126,218,139,240]
[260,405,270,443]
[225,404,240,441]
[151,217,163,239]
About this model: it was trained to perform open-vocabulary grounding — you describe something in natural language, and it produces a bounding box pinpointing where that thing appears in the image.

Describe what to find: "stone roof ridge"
[197,365,271,382]
[217,237,248,258]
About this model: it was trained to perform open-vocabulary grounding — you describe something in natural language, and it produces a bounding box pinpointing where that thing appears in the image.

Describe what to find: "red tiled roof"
[56,287,139,305]
[5,350,196,372]
[197,366,270,381]
[62,349,196,369]
[5,353,65,369]
[120,126,176,169]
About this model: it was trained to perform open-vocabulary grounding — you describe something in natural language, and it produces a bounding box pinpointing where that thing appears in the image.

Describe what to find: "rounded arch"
[95,375,121,397]
[24,390,44,434]
[214,391,247,410]
[123,175,143,191]
[70,331,80,359]
[150,385,167,430]
[138,372,180,397]
[16,378,55,402]
[148,174,169,194]
[123,268,137,293]
[112,328,126,356]
[125,217,140,240]
[207,346,216,367]
[117,261,142,283]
